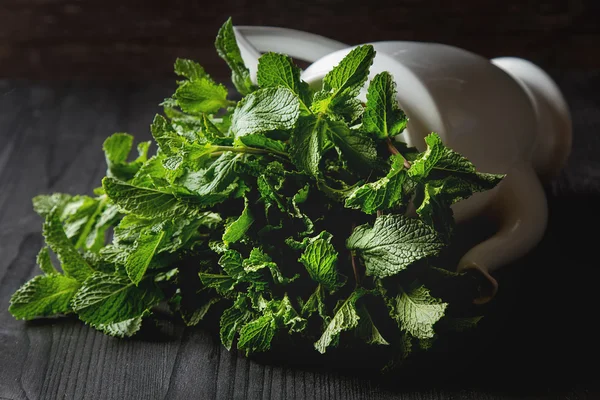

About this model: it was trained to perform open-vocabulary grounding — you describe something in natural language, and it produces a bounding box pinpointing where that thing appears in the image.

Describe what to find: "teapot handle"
[232,26,348,81]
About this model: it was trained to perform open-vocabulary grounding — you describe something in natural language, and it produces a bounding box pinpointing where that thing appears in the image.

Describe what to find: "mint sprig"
[9,18,505,370]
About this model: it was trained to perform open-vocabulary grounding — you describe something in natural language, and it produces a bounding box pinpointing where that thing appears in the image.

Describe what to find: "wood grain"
[0,0,598,80]
[0,75,599,399]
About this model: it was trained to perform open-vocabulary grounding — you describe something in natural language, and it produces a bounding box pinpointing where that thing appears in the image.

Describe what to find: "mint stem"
[385,137,411,169]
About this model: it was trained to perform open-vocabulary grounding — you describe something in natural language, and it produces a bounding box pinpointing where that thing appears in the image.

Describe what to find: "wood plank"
[0,77,599,399]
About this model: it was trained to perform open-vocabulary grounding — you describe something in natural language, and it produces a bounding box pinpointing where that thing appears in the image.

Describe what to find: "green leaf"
[238,314,277,355]
[9,274,80,320]
[235,134,287,154]
[181,298,221,327]
[84,203,120,252]
[416,182,455,242]
[301,284,329,322]
[362,72,407,139]
[215,18,255,95]
[64,196,110,250]
[126,227,166,284]
[328,121,378,174]
[408,133,504,199]
[198,273,238,295]
[102,177,208,219]
[222,198,254,245]
[37,247,57,275]
[298,235,343,291]
[257,52,311,112]
[275,294,306,333]
[312,45,375,116]
[243,248,297,285]
[356,304,389,346]
[150,115,217,169]
[179,152,242,200]
[345,155,408,214]
[200,113,226,141]
[314,289,365,353]
[230,87,300,138]
[174,78,230,114]
[174,58,206,80]
[43,210,95,282]
[71,272,162,328]
[346,214,444,278]
[289,115,328,176]
[388,285,447,339]
[103,133,149,181]
[220,296,254,350]
[97,314,145,338]
[32,193,72,217]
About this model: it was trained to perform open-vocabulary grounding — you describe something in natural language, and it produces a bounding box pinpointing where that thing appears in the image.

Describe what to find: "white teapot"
[232,25,572,303]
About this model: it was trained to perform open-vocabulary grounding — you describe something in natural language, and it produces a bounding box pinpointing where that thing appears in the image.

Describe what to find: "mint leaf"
[9,274,80,320]
[126,227,166,284]
[238,314,277,355]
[257,52,311,112]
[312,45,375,117]
[388,284,447,339]
[356,304,389,346]
[289,115,328,176]
[215,18,255,95]
[275,294,306,333]
[243,248,297,285]
[174,58,206,80]
[97,315,145,338]
[103,177,207,219]
[174,78,230,114]
[328,121,378,174]
[223,198,254,245]
[407,133,445,179]
[220,295,254,350]
[314,289,365,353]
[345,155,408,213]
[32,193,72,217]
[230,87,300,138]
[347,214,444,278]
[181,297,221,327]
[103,133,150,181]
[362,72,407,139]
[408,133,504,199]
[235,134,286,154]
[299,234,343,291]
[37,247,57,275]
[301,285,329,322]
[198,273,237,295]
[43,210,95,282]
[416,182,455,242]
[179,152,242,199]
[71,272,162,329]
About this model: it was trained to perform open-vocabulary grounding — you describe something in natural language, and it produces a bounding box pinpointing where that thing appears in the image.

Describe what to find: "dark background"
[1,1,600,399]
[0,0,598,80]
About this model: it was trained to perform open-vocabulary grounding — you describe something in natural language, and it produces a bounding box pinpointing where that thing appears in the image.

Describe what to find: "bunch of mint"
[9,18,503,368]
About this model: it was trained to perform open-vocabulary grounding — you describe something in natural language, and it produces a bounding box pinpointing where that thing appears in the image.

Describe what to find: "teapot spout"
[457,165,548,304]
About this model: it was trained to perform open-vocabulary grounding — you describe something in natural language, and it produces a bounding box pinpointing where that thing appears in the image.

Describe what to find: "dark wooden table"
[1,72,599,399]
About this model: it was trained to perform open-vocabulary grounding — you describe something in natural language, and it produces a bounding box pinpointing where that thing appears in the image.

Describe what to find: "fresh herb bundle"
[9,18,503,368]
